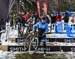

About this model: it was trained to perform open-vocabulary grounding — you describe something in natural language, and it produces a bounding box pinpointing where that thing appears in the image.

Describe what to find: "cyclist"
[33,16,48,55]
[33,17,48,56]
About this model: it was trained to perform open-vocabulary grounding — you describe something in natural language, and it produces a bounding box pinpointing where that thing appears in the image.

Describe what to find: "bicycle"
[28,29,47,54]
[28,30,39,53]
[23,19,47,54]
[22,19,38,52]
[23,29,38,52]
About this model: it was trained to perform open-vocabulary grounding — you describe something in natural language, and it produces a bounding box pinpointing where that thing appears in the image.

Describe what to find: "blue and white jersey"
[33,21,48,33]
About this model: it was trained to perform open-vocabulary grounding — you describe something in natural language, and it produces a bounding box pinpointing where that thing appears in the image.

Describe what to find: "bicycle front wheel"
[29,37,38,53]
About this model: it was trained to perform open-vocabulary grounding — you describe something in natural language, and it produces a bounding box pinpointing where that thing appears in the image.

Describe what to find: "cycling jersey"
[33,21,48,33]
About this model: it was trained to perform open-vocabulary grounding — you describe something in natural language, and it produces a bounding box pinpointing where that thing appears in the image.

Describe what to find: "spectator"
[56,12,62,22]
[22,12,31,26]
[50,13,56,24]
[63,12,69,23]
[22,12,30,22]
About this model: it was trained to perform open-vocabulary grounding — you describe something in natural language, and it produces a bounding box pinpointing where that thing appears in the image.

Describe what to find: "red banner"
[43,2,48,14]
[36,1,40,16]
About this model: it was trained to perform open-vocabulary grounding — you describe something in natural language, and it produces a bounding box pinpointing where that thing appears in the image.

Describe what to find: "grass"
[15,53,68,59]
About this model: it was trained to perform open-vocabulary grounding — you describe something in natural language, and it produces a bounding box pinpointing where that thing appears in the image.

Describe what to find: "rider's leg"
[43,41,46,53]
[43,35,46,55]
[38,36,42,47]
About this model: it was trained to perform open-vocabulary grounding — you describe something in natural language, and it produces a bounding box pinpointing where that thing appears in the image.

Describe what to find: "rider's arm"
[33,22,39,31]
